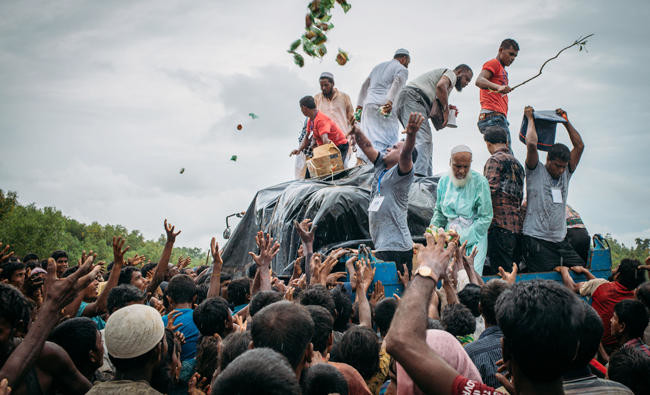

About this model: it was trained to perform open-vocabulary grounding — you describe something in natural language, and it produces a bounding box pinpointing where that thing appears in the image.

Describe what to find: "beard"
[450,170,471,188]
[455,78,463,92]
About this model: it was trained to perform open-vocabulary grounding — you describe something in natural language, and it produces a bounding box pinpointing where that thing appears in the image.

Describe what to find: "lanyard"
[377,170,388,195]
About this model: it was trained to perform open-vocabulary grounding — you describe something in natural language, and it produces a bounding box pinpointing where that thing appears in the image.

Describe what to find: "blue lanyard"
[377,170,388,195]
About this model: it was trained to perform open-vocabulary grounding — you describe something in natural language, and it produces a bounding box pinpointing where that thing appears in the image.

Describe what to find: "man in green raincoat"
[430,145,493,274]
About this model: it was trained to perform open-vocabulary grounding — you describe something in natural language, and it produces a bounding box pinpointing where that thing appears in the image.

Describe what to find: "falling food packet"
[236,124,243,131]
[230,155,238,162]
[179,168,185,174]
[248,113,259,119]
[336,49,349,66]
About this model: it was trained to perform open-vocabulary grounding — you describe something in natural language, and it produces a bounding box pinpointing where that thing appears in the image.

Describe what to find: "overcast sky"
[1,0,649,252]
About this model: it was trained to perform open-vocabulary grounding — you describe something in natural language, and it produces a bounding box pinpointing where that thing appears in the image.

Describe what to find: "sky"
[1,0,649,253]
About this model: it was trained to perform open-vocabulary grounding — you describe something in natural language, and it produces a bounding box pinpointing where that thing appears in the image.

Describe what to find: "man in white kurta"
[430,145,493,274]
[356,49,410,160]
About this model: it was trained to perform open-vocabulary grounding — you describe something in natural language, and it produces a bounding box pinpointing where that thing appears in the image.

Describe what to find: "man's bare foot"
[570,266,586,274]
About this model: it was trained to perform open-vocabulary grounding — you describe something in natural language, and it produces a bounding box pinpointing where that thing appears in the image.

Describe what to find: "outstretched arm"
[295,219,316,285]
[399,113,426,174]
[348,123,379,163]
[556,108,584,172]
[207,237,223,298]
[524,106,539,169]
[83,237,129,316]
[147,219,181,295]
[248,232,280,293]
[385,230,460,394]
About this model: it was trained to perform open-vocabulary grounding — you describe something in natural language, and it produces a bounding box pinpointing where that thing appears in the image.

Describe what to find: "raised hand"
[284,286,296,301]
[556,108,568,121]
[0,242,14,262]
[164,219,182,243]
[290,256,303,282]
[417,228,458,279]
[369,280,385,306]
[356,258,375,294]
[112,236,130,266]
[403,112,426,136]
[294,219,317,245]
[326,272,347,288]
[397,264,411,288]
[248,231,280,268]
[150,296,165,315]
[345,256,358,289]
[45,255,100,309]
[188,373,210,395]
[497,263,518,285]
[210,237,223,271]
[166,310,184,331]
[524,105,534,120]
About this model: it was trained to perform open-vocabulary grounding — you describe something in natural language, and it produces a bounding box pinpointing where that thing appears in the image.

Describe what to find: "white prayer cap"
[451,145,473,155]
[319,72,334,80]
[105,304,165,359]
[394,48,410,57]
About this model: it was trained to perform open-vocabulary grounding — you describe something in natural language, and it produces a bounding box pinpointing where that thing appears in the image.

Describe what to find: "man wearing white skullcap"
[87,304,165,394]
[314,71,355,165]
[430,145,493,274]
[355,49,411,161]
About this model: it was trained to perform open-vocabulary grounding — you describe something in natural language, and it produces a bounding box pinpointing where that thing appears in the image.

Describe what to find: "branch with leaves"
[511,33,594,90]
[288,0,352,67]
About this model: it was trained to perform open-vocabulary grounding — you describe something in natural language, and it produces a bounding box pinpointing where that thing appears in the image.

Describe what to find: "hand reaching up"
[249,231,280,268]
[164,219,181,243]
[210,237,223,272]
[45,255,100,310]
[294,219,317,245]
[497,263,518,285]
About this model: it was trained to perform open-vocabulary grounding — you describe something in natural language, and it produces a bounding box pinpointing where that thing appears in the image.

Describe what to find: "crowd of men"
[292,39,587,277]
[1,38,649,395]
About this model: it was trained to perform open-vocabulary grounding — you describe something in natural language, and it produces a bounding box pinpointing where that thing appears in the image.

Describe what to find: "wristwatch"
[414,266,437,283]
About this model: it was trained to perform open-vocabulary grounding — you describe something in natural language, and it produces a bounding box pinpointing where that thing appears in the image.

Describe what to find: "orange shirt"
[479,58,509,116]
[308,111,348,146]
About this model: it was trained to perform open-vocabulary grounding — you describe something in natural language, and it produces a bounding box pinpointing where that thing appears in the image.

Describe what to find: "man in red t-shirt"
[476,39,519,146]
[291,95,349,161]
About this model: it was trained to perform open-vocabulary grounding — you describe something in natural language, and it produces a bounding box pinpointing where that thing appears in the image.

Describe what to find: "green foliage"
[0,189,207,266]
[604,234,649,269]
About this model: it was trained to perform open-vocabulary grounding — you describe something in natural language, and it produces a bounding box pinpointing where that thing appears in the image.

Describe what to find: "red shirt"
[591,281,635,347]
[452,375,503,394]
[308,111,348,146]
[479,58,509,116]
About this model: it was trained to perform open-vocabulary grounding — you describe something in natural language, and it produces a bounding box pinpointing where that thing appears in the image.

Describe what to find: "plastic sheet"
[220,165,439,276]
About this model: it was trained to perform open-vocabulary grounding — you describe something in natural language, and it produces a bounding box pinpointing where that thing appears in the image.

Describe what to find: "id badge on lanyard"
[369,170,387,212]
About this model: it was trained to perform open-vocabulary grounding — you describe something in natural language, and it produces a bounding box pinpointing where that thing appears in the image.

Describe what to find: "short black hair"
[219,331,252,372]
[441,303,476,337]
[306,305,334,354]
[571,303,604,369]
[246,263,258,279]
[51,250,68,261]
[548,143,570,162]
[458,284,481,317]
[299,95,317,110]
[141,262,157,278]
[617,259,645,290]
[374,298,398,336]
[614,299,649,339]
[251,301,314,370]
[480,280,510,326]
[193,297,231,337]
[227,278,250,307]
[637,281,650,309]
[301,363,349,395]
[250,290,283,317]
[331,286,353,332]
[0,261,25,281]
[166,274,197,304]
[454,64,473,74]
[496,280,583,383]
[107,284,145,314]
[118,266,140,286]
[300,285,336,320]
[49,317,99,371]
[608,345,650,394]
[195,335,220,381]
[23,253,39,262]
[0,283,32,334]
[330,325,379,380]
[195,282,209,306]
[483,126,509,144]
[500,38,520,51]
[212,348,301,395]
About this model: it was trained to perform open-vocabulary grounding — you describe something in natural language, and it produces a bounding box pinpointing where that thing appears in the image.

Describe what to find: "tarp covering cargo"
[221,165,439,276]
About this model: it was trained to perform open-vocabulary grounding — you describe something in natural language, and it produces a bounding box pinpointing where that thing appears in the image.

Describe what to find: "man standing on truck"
[291,96,350,161]
[521,106,585,272]
[347,112,426,275]
[430,145,493,274]
[475,39,519,146]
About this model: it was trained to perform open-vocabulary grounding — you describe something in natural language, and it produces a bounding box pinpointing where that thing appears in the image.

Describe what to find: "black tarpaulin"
[220,165,439,276]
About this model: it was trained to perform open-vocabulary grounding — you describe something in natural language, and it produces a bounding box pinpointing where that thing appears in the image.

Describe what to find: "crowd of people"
[1,38,650,395]
[0,219,649,394]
